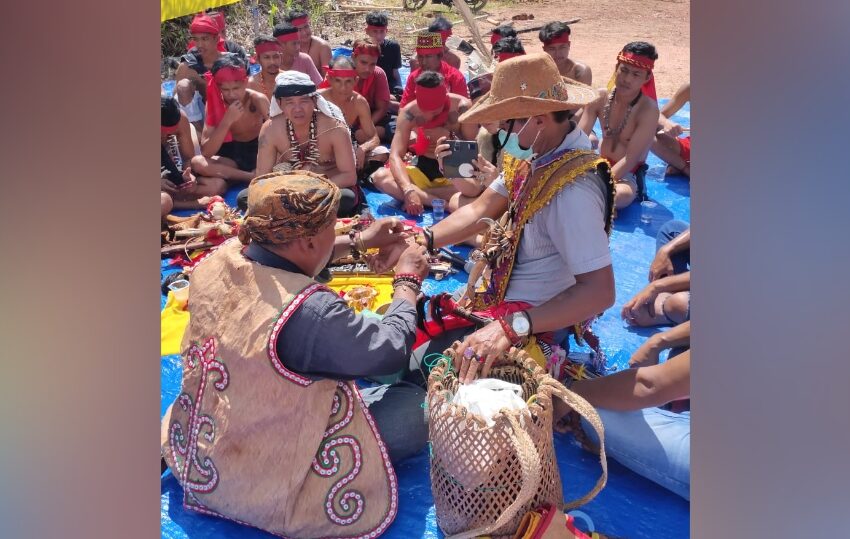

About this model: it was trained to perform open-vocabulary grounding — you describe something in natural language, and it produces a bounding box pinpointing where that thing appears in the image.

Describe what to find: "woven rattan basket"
[426,345,607,539]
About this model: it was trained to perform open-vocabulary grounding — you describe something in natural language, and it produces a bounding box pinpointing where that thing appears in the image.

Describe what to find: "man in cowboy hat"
[369,71,481,216]
[162,170,431,537]
[399,31,469,107]
[377,53,616,383]
[578,41,660,209]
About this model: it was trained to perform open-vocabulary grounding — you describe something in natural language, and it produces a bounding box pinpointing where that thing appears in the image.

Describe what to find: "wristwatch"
[511,312,531,338]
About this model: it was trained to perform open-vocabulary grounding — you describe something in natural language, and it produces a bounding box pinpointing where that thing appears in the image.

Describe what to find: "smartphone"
[443,140,479,178]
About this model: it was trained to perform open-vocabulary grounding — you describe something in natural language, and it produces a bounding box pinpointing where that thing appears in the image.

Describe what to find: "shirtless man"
[651,81,691,177]
[285,10,332,78]
[273,22,322,86]
[492,37,526,62]
[489,24,517,54]
[190,54,270,184]
[428,16,461,70]
[579,42,660,209]
[161,96,226,209]
[371,72,480,215]
[247,36,282,101]
[538,22,592,85]
[253,71,360,216]
[318,55,383,176]
[350,39,393,143]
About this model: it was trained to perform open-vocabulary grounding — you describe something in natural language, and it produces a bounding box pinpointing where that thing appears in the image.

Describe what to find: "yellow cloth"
[161,0,240,22]
[161,292,190,356]
[524,336,549,370]
[406,165,451,189]
[326,274,396,314]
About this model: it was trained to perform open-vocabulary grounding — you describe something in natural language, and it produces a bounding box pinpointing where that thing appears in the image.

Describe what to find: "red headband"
[498,52,525,61]
[326,68,357,78]
[416,47,442,56]
[276,32,299,43]
[415,84,447,112]
[490,33,502,45]
[255,42,281,55]
[290,16,309,27]
[366,24,387,32]
[543,33,570,46]
[438,29,452,43]
[211,12,226,32]
[353,44,379,58]
[161,124,179,136]
[189,14,219,35]
[213,66,247,84]
[617,51,655,71]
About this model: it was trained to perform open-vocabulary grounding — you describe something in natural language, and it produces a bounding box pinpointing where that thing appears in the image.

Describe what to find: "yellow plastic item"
[161,291,190,356]
[327,274,396,315]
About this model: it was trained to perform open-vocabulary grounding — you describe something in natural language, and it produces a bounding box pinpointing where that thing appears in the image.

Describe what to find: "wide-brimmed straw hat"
[458,53,597,124]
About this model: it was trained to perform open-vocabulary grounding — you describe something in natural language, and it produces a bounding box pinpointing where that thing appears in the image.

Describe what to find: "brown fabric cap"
[458,53,598,124]
[239,170,340,245]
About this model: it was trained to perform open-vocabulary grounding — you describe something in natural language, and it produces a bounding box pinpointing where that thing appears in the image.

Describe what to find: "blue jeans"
[359,382,428,465]
[582,408,690,500]
[656,220,690,275]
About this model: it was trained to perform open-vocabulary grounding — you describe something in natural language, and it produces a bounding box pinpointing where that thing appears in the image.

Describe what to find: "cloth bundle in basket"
[427,344,608,539]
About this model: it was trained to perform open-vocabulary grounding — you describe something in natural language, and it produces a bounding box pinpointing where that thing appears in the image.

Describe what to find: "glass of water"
[640,200,657,224]
[432,199,446,222]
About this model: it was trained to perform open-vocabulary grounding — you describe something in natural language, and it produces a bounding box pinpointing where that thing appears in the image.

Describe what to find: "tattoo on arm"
[403,109,415,122]
[458,104,469,114]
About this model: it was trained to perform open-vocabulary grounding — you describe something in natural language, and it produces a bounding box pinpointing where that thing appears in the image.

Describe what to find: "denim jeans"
[582,408,690,500]
[359,381,429,465]
[656,219,690,275]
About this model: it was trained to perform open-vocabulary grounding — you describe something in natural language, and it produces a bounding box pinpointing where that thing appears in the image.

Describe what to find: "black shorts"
[413,155,442,182]
[218,138,258,172]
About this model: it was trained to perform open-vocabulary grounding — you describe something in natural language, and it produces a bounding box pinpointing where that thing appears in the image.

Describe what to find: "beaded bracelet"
[348,229,362,260]
[393,273,423,288]
[392,281,420,296]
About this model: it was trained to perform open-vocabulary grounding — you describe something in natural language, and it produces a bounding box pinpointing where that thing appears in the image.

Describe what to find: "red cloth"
[412,298,536,350]
[254,41,280,55]
[437,29,452,44]
[211,11,226,32]
[498,52,525,61]
[276,32,299,43]
[355,66,390,109]
[542,34,570,46]
[189,13,219,34]
[617,51,657,102]
[490,32,502,45]
[678,135,691,165]
[290,16,309,27]
[399,61,468,107]
[326,68,357,78]
[203,67,246,143]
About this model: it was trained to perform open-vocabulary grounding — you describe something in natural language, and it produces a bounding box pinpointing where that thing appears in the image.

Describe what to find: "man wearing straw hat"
[162,170,431,537]
[379,54,616,382]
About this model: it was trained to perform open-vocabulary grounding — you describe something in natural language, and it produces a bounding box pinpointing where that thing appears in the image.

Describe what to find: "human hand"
[661,122,683,138]
[360,217,408,249]
[628,336,663,368]
[354,145,366,171]
[223,99,245,125]
[367,241,408,274]
[394,243,429,280]
[455,320,512,384]
[402,189,424,216]
[434,135,451,174]
[589,132,599,150]
[161,177,178,194]
[621,283,660,322]
[179,167,197,190]
[471,155,497,185]
[648,247,674,281]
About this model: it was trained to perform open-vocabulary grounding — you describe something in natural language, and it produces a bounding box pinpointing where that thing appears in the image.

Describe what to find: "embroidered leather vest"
[161,239,398,538]
[472,150,612,310]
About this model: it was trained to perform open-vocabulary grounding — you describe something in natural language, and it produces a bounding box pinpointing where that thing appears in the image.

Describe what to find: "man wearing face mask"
[379,54,616,382]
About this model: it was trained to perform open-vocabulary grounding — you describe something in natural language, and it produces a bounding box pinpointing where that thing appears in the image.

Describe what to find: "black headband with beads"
[274,83,316,98]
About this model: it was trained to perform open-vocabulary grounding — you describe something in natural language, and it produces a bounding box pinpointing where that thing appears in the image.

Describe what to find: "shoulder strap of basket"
[545,379,608,509]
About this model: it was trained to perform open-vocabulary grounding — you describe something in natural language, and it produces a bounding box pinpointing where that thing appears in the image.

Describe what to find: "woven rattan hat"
[458,53,597,124]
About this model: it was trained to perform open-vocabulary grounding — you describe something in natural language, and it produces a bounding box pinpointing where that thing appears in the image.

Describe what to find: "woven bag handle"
[447,413,542,539]
[546,380,608,509]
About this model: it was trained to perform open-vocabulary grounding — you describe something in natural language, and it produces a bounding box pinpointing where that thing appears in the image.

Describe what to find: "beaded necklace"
[602,88,641,138]
[285,111,320,170]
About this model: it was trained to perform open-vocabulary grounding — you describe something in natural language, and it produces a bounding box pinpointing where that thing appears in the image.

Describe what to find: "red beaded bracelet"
[393,273,423,286]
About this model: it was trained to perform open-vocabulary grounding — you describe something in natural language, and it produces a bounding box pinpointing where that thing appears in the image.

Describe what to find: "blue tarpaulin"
[161,101,691,538]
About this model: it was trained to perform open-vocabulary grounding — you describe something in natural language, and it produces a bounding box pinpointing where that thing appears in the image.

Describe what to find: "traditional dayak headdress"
[238,171,341,245]
[608,49,657,102]
[416,32,444,56]
[458,53,596,124]
[188,13,226,53]
[269,71,346,123]
[203,60,248,143]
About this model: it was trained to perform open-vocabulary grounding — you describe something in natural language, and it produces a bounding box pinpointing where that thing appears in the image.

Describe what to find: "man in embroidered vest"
[376,54,616,382]
[162,170,431,537]
[578,42,660,209]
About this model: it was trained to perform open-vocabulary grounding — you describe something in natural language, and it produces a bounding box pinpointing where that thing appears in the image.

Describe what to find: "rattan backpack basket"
[426,344,607,539]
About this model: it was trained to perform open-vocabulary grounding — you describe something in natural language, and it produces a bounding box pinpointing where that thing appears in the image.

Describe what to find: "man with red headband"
[489,24,517,54]
[350,38,394,143]
[248,36,282,101]
[579,42,660,209]
[371,72,479,216]
[538,22,592,85]
[365,11,403,100]
[284,10,331,78]
[428,16,461,70]
[189,54,270,184]
[318,56,383,177]
[161,96,227,209]
[651,81,691,177]
[399,32,468,108]
[175,13,247,132]
[492,37,526,62]
[272,22,322,86]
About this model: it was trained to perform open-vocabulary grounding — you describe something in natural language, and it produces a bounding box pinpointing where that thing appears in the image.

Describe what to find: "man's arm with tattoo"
[255,121,277,175]
[388,108,416,193]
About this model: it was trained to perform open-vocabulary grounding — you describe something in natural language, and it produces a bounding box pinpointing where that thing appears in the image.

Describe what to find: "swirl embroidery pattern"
[312,383,366,526]
[169,337,230,509]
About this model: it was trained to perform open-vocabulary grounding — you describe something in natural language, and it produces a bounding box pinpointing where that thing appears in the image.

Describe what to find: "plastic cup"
[168,279,190,303]
[640,200,657,224]
[432,199,446,222]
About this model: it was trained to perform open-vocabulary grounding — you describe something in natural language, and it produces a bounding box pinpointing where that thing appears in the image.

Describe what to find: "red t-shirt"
[399,61,469,107]
[355,65,391,110]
